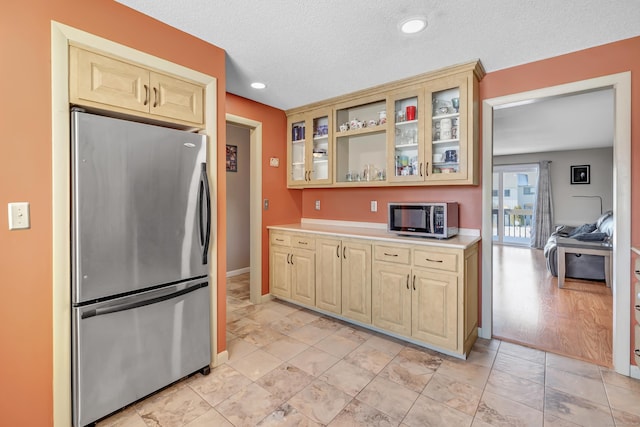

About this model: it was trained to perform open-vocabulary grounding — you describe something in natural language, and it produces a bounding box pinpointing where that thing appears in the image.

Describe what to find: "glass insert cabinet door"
[287,110,332,186]
[425,74,469,181]
[387,91,424,182]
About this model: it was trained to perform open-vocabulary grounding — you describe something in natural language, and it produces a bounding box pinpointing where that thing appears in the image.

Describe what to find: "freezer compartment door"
[72,280,211,427]
[72,111,210,303]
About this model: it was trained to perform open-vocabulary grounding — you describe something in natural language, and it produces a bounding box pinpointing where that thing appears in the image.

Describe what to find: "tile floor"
[98,274,640,426]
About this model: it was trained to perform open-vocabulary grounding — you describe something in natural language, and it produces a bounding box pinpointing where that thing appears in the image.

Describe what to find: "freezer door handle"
[81,282,208,319]
[198,163,211,264]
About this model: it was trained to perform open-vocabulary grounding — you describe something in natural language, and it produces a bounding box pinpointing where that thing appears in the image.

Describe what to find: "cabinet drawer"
[413,249,458,272]
[270,233,291,247]
[292,235,315,249]
[374,245,411,264]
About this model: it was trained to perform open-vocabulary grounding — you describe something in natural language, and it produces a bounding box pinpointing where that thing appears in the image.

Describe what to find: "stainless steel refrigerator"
[71,110,212,427]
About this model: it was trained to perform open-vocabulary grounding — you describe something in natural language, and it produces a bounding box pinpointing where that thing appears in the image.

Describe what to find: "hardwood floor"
[492,244,613,367]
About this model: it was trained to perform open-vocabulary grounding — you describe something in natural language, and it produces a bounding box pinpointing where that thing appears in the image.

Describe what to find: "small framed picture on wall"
[570,165,590,184]
[226,144,237,172]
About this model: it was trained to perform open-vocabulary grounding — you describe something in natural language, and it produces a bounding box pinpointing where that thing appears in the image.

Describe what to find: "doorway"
[492,164,538,246]
[225,114,263,305]
[480,73,632,375]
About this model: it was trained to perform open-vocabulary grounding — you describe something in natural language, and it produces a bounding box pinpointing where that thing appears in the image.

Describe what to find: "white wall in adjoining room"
[225,124,251,275]
[494,147,613,226]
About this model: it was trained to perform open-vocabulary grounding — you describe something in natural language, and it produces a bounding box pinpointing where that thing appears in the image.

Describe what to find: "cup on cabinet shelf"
[405,105,416,121]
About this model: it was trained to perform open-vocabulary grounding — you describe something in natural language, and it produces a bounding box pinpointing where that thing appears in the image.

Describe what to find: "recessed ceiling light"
[251,82,266,89]
[400,18,427,34]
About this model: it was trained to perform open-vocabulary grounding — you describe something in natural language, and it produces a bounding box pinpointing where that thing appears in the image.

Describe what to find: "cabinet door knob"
[153,87,158,108]
[143,84,149,106]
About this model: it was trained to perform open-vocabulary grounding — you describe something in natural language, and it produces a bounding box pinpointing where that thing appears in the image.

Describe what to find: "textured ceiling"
[115,1,631,156]
[115,0,640,111]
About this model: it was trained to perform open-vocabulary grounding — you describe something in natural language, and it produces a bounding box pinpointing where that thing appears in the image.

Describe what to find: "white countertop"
[268,223,481,249]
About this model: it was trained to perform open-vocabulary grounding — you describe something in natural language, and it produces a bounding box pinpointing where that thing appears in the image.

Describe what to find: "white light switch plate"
[371,200,377,212]
[8,202,30,230]
[269,157,280,167]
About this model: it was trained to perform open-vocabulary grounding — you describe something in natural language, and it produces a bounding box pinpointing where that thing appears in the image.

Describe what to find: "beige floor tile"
[313,331,363,358]
[328,399,400,427]
[228,348,283,381]
[334,324,373,342]
[474,337,502,351]
[288,346,340,376]
[226,337,259,361]
[256,363,314,401]
[378,346,441,392]
[498,341,546,365]
[257,403,322,426]
[611,408,640,427]
[435,358,491,389]
[545,366,608,406]
[403,394,473,427]
[183,408,233,427]
[135,383,211,427]
[319,359,375,396]
[96,406,147,427]
[240,324,289,348]
[484,369,544,411]
[215,383,283,427]
[308,316,345,332]
[287,379,352,425]
[245,306,287,324]
[287,322,336,345]
[344,344,394,375]
[226,316,262,337]
[492,352,545,384]
[263,299,301,317]
[287,308,321,325]
[475,390,543,427]
[466,344,497,368]
[600,368,640,393]
[542,413,582,426]
[544,387,614,427]
[267,315,309,336]
[188,364,251,407]
[422,372,483,416]
[603,381,640,417]
[262,335,310,361]
[362,333,406,357]
[356,376,419,421]
[546,352,602,380]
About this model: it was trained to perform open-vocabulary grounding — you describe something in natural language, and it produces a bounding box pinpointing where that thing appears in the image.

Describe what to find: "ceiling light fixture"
[251,82,266,89]
[400,17,427,34]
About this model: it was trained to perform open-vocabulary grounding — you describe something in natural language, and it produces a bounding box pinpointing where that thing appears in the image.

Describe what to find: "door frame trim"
[481,72,631,375]
[226,114,263,305]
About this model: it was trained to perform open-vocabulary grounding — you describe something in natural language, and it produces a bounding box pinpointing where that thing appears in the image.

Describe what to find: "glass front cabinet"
[285,61,483,188]
[287,109,333,187]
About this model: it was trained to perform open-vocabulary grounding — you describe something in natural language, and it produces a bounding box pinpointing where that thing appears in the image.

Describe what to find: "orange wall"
[225,94,303,295]
[0,1,226,425]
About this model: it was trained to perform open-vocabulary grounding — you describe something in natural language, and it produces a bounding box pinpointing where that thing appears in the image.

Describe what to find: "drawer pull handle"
[298,241,308,245]
[635,349,640,357]
[276,238,284,242]
[143,84,149,106]
[406,274,410,290]
[384,252,398,257]
[153,87,158,108]
[426,258,443,263]
[412,275,416,291]
[635,270,640,275]
[635,304,640,311]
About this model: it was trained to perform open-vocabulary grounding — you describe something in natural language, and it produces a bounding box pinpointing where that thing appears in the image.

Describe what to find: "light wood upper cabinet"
[70,46,204,126]
[285,60,484,188]
[287,108,333,187]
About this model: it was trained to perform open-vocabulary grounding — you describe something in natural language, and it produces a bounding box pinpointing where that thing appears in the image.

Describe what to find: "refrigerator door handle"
[81,282,208,319]
[198,163,211,264]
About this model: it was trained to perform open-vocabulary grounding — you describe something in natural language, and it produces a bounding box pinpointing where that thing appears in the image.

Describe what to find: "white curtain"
[530,160,554,248]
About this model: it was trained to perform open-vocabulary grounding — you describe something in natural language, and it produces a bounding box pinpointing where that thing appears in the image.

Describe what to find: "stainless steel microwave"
[388,202,459,239]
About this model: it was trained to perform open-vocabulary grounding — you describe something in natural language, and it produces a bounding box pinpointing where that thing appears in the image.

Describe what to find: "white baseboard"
[226,267,250,278]
[214,350,228,366]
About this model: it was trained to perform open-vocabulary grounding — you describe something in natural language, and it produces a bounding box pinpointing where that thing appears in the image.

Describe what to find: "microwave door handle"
[429,207,435,234]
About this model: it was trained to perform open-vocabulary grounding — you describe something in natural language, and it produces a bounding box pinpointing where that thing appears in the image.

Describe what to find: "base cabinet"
[315,238,372,323]
[269,228,478,357]
[269,232,315,305]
